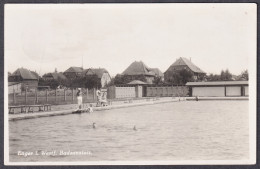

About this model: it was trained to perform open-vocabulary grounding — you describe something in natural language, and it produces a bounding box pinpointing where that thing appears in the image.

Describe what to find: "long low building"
[186,81,248,97]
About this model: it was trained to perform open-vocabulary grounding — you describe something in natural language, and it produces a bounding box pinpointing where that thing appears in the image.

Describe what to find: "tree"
[153,76,163,85]
[85,75,101,89]
[106,77,115,87]
[70,77,86,88]
[240,70,249,80]
[220,69,233,81]
[179,69,194,84]
[167,69,194,85]
[206,73,221,81]
[206,69,235,81]
[38,78,59,89]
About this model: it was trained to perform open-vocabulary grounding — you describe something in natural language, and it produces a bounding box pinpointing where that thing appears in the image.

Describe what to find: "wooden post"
[135,86,138,98]
[55,89,57,102]
[86,88,88,99]
[224,86,226,97]
[46,90,48,102]
[93,88,96,101]
[25,89,27,104]
[64,89,66,101]
[35,89,38,103]
[72,89,74,101]
[13,88,16,104]
[189,87,192,97]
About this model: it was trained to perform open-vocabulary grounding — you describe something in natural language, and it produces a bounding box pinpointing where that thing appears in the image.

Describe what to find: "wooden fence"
[146,86,189,97]
[8,88,97,106]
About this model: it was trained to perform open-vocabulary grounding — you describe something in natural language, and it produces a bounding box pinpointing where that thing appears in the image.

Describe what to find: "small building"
[127,80,149,97]
[84,68,111,88]
[121,61,156,84]
[8,68,39,90]
[186,81,248,97]
[63,67,83,79]
[164,57,206,82]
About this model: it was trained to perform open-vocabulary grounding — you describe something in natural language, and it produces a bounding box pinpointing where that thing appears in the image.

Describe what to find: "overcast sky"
[5,3,256,76]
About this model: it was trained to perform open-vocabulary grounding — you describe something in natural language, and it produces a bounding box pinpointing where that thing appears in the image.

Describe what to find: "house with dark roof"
[121,61,156,84]
[164,57,206,82]
[42,72,67,81]
[63,67,83,79]
[84,68,111,88]
[8,68,39,90]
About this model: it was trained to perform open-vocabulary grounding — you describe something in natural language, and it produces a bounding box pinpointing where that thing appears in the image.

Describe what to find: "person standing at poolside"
[96,89,101,107]
[76,88,83,110]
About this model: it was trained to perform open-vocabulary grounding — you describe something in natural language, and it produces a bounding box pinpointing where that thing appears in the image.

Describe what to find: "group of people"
[96,89,108,107]
[76,88,108,112]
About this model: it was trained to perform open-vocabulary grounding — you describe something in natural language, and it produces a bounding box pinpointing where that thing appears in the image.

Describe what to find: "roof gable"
[43,72,67,80]
[122,61,155,76]
[85,68,109,78]
[11,68,38,80]
[64,67,83,73]
[167,57,205,73]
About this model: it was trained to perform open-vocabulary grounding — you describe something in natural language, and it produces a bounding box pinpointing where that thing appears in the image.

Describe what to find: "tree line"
[38,75,101,89]
[206,69,248,81]
[109,69,249,86]
[39,69,248,89]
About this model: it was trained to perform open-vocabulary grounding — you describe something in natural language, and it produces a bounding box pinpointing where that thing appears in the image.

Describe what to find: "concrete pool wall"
[8,96,248,121]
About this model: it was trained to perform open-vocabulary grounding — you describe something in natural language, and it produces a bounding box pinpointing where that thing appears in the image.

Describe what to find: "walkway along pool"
[9,100,249,162]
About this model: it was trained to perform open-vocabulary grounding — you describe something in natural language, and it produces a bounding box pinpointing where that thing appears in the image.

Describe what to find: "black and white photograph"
[4,3,256,165]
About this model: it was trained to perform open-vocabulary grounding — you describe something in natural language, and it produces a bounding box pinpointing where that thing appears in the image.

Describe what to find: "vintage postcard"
[4,3,256,165]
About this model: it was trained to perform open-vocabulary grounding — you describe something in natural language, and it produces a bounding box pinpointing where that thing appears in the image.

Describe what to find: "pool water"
[9,100,249,162]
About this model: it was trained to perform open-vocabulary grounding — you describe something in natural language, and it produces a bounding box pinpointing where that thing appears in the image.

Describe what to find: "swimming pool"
[9,100,249,162]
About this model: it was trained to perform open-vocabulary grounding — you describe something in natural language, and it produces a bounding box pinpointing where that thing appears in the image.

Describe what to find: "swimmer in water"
[133,125,137,131]
[93,122,96,129]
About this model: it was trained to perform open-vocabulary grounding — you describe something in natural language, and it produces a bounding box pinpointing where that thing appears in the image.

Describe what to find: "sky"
[5,3,256,77]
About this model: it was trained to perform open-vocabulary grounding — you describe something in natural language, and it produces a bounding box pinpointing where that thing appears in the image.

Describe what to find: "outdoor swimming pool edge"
[8,97,248,121]
[8,98,179,121]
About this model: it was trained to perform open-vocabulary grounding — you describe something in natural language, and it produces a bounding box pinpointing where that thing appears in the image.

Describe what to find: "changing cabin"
[186,81,248,97]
